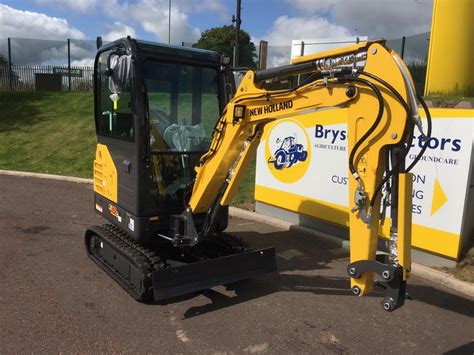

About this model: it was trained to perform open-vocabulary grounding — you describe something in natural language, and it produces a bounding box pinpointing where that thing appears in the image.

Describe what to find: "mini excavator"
[86,36,431,311]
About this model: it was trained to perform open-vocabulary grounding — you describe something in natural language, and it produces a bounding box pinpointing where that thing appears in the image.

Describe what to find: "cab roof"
[136,39,220,63]
[100,37,222,66]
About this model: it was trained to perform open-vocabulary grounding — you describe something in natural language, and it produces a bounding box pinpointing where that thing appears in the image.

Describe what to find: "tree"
[194,25,257,68]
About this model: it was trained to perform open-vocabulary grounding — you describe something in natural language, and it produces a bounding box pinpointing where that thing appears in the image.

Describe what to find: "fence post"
[258,40,268,70]
[7,37,12,92]
[401,36,406,60]
[67,38,71,91]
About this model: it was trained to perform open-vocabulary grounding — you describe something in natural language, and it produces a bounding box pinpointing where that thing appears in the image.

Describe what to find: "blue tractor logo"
[268,135,308,170]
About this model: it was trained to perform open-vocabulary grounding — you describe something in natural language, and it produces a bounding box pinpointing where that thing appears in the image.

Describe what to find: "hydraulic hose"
[338,77,385,181]
[355,70,414,208]
[358,71,412,120]
[369,95,432,207]
[369,142,411,208]
[404,94,432,173]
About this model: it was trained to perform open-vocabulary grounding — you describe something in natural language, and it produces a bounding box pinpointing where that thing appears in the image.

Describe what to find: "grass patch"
[424,95,474,108]
[0,92,96,178]
[233,157,256,210]
[439,246,474,283]
[0,91,256,207]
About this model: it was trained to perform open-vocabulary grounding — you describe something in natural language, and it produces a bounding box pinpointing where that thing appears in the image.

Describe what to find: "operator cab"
[93,37,231,241]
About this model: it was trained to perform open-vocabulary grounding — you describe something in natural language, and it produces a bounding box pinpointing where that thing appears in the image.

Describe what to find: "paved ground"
[0,174,473,354]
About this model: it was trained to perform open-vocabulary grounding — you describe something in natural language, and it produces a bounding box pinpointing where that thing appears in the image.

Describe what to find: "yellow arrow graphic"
[431,179,448,216]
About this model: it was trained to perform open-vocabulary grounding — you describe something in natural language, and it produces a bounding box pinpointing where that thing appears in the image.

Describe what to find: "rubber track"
[86,224,163,302]
[86,225,251,301]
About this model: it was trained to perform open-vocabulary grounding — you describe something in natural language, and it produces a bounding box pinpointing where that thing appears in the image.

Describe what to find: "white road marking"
[244,343,269,353]
[277,248,304,261]
[176,329,191,343]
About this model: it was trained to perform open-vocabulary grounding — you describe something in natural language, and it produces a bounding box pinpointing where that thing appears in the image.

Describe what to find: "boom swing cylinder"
[186,40,430,311]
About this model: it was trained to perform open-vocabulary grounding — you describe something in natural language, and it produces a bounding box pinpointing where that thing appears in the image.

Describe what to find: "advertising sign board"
[255,108,474,259]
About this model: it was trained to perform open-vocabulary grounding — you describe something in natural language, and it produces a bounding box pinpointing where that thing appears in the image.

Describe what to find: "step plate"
[153,247,276,301]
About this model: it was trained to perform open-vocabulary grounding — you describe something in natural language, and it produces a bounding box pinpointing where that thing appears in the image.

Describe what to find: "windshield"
[144,60,220,153]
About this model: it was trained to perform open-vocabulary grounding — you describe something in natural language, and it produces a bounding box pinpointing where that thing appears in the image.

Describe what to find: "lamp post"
[168,0,171,44]
[232,0,242,67]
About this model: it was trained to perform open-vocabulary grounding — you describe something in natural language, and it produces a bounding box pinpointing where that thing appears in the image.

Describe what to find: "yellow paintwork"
[397,173,412,280]
[431,179,448,216]
[93,144,118,203]
[425,0,474,96]
[189,41,415,296]
[255,185,461,259]
[347,45,411,295]
[420,108,473,119]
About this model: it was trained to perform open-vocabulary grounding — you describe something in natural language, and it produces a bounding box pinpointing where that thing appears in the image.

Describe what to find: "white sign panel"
[291,37,368,59]
[256,109,474,257]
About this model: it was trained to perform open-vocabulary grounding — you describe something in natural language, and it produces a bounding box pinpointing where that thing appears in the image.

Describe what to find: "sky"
[0,0,434,66]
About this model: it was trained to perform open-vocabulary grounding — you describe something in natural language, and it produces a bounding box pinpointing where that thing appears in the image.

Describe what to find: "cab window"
[143,60,220,152]
[96,48,134,140]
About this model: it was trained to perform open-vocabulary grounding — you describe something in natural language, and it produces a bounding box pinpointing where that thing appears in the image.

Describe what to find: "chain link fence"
[0,37,96,92]
[0,32,430,92]
[386,32,430,93]
[259,32,430,93]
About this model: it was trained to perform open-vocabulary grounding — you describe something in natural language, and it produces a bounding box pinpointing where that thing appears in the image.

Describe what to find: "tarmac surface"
[0,174,473,354]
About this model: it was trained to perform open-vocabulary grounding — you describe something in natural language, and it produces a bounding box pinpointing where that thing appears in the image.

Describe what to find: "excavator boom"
[187,40,429,311]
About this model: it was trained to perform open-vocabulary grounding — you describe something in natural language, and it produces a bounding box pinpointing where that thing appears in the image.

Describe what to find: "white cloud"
[178,0,228,20]
[0,5,96,65]
[288,0,433,39]
[289,0,337,13]
[125,0,201,44]
[102,22,137,41]
[97,0,201,44]
[258,15,352,67]
[41,0,227,43]
[71,58,95,67]
[36,0,99,13]
[35,0,228,19]
[262,15,353,46]
[258,1,433,67]
[0,4,85,39]
[101,0,232,44]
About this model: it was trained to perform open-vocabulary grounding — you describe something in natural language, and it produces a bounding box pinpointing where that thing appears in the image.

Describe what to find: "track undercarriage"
[85,224,276,302]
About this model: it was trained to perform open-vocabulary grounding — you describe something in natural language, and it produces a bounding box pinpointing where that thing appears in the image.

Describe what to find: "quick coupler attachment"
[168,207,200,247]
[347,260,408,312]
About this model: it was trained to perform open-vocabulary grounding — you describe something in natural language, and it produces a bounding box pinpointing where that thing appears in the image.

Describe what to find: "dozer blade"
[153,247,276,301]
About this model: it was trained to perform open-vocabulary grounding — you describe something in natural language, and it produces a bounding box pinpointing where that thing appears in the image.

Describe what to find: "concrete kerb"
[0,169,93,184]
[2,169,473,298]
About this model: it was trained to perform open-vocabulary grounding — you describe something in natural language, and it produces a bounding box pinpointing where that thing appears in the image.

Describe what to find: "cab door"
[94,47,138,217]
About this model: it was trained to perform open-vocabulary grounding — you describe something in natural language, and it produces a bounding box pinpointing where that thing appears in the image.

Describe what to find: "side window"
[96,49,134,140]
[201,68,220,137]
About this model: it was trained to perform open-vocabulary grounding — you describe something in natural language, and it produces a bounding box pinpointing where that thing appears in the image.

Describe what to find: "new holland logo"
[249,100,293,117]
[265,119,311,183]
